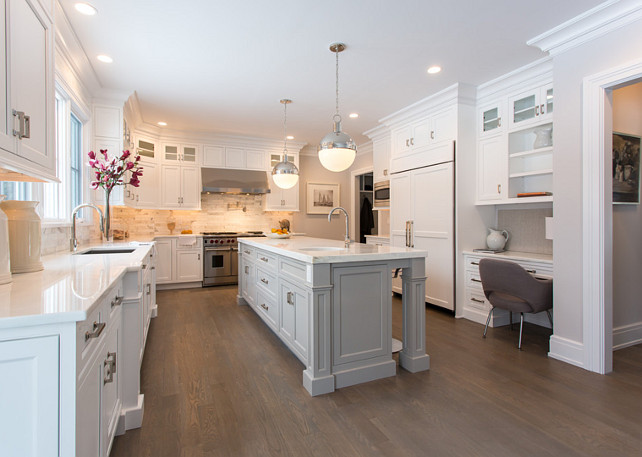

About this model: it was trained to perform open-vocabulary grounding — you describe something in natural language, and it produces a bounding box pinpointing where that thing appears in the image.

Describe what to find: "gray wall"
[612,82,642,332]
[553,17,642,347]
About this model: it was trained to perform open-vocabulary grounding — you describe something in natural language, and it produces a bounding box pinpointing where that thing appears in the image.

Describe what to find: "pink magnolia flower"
[88,149,144,192]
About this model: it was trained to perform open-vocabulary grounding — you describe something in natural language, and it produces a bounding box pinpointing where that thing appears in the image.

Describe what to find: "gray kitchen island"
[237,236,430,396]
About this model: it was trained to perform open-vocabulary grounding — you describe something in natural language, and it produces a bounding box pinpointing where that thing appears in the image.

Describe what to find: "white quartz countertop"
[463,250,553,264]
[238,236,426,264]
[0,241,153,329]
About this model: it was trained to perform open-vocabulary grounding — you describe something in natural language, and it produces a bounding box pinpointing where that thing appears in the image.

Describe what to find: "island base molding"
[117,394,145,434]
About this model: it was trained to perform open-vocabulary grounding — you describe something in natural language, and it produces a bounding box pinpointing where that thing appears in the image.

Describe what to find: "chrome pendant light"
[272,99,299,189]
[318,42,356,172]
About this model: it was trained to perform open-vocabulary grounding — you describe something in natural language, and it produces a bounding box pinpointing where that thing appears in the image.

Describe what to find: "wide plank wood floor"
[111,286,642,457]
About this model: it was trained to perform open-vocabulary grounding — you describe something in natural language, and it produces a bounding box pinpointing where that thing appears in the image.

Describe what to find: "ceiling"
[59,0,604,146]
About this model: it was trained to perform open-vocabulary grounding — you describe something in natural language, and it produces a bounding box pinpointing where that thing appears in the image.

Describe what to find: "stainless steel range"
[202,231,264,286]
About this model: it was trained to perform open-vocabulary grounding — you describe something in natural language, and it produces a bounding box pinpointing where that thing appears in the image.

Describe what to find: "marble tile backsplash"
[497,208,553,254]
[41,223,101,256]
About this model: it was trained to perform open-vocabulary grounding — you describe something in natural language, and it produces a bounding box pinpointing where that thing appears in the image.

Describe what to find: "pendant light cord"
[282,101,289,161]
[335,49,340,119]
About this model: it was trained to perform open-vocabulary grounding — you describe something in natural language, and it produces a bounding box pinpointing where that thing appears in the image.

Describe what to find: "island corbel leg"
[302,284,335,396]
[399,257,430,372]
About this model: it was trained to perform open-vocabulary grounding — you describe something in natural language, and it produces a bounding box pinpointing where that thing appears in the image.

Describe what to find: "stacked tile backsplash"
[41,223,101,255]
[111,193,292,237]
[497,208,552,254]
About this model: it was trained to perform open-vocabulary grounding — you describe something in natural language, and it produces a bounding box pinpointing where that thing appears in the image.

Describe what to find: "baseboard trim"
[548,335,585,368]
[156,281,203,291]
[613,321,642,350]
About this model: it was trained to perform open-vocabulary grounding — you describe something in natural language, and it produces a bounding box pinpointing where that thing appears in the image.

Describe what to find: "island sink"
[77,248,137,255]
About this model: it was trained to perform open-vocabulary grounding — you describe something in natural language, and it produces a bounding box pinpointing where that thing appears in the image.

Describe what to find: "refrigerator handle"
[405,221,409,247]
[411,220,414,248]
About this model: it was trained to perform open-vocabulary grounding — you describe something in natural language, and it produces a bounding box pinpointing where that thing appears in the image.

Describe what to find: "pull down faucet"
[70,204,105,251]
[328,207,350,248]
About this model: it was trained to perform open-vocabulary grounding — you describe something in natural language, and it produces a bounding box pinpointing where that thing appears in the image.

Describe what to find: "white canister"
[0,200,44,273]
[0,196,11,284]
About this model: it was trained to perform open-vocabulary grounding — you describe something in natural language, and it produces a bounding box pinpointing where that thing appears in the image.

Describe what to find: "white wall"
[552,17,642,353]
[612,82,642,339]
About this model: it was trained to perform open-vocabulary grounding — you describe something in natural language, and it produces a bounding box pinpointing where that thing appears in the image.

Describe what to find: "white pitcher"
[486,228,509,251]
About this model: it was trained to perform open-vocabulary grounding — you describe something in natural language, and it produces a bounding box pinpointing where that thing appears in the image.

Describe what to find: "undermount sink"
[299,246,347,252]
[77,248,137,255]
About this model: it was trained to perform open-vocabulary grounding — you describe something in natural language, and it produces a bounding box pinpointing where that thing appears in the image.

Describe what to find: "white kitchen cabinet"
[0,0,56,181]
[392,106,456,159]
[92,103,126,207]
[202,145,225,167]
[160,164,201,209]
[133,135,158,163]
[161,142,200,164]
[154,236,203,286]
[223,146,265,170]
[479,99,506,137]
[0,334,59,457]
[373,135,391,182]
[508,84,553,129]
[76,342,102,457]
[476,134,507,202]
[265,151,299,211]
[391,161,454,311]
[154,238,174,283]
[126,161,159,208]
[101,319,121,457]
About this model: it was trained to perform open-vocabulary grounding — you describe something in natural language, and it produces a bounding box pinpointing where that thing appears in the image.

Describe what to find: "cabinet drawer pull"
[244,250,251,255]
[85,322,106,342]
[540,104,545,114]
[497,184,501,194]
[471,297,485,304]
[261,278,269,285]
[142,264,147,269]
[405,139,409,147]
[260,303,269,311]
[244,265,249,274]
[526,269,536,274]
[146,284,151,295]
[287,291,295,306]
[409,137,414,146]
[471,261,479,266]
[111,296,123,308]
[260,257,268,262]
[151,266,156,270]
[430,130,434,140]
[471,278,482,283]
[498,117,501,127]
[535,105,540,116]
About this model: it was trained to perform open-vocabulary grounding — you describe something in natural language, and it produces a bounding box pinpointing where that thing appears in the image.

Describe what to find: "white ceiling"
[59,0,604,146]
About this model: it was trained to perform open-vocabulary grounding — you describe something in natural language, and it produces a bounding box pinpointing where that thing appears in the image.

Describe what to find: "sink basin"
[77,248,137,255]
[299,246,347,252]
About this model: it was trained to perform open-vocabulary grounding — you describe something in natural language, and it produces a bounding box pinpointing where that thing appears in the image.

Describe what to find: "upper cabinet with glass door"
[161,143,200,165]
[508,83,553,129]
[478,100,506,137]
[133,136,158,163]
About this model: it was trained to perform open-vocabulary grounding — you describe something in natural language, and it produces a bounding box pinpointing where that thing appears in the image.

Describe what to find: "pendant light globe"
[318,43,356,172]
[272,99,299,189]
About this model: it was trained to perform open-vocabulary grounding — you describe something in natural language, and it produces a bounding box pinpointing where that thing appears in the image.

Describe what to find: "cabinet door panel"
[180,166,201,209]
[225,147,245,169]
[161,165,182,208]
[411,119,431,150]
[136,161,159,208]
[390,172,411,237]
[154,239,173,283]
[202,145,225,167]
[175,250,202,282]
[0,2,11,153]
[392,126,411,157]
[102,323,120,457]
[9,0,53,169]
[431,107,456,143]
[477,135,506,201]
[0,335,59,457]
[246,149,264,170]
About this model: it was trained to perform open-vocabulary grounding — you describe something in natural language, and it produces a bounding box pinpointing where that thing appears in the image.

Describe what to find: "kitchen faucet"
[70,204,105,252]
[328,207,350,248]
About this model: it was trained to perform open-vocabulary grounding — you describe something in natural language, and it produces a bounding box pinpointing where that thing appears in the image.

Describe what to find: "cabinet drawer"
[255,266,277,297]
[255,250,277,268]
[240,245,255,260]
[255,289,278,330]
[279,257,307,284]
[465,270,484,291]
[466,289,490,312]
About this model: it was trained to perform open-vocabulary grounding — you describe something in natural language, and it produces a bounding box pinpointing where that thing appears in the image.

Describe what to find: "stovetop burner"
[201,231,237,236]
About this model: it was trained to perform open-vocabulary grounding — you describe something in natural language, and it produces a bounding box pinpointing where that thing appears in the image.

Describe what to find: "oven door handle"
[204,247,233,252]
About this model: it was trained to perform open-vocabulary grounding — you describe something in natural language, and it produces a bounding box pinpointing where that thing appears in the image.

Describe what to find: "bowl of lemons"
[264,228,291,239]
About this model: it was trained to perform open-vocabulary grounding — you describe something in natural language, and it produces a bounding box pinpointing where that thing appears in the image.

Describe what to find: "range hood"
[201,168,271,194]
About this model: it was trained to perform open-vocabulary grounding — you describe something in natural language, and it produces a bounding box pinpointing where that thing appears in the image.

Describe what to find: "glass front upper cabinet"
[508,84,553,129]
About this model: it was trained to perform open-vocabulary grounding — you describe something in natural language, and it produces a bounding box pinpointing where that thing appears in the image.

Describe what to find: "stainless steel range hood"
[201,168,271,194]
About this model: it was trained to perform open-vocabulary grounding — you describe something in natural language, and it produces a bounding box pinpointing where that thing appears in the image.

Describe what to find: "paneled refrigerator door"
[390,171,412,293]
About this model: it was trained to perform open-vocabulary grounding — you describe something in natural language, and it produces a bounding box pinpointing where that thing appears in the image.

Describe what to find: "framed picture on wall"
[613,132,641,204]
[306,182,340,214]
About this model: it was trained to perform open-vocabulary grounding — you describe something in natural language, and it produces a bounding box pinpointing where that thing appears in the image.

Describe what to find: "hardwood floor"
[111,286,642,457]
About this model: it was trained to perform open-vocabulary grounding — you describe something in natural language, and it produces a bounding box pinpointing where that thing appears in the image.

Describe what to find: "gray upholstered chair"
[479,258,553,349]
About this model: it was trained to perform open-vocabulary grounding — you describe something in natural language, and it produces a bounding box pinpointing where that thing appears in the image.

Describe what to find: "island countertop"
[0,241,154,329]
[238,236,426,264]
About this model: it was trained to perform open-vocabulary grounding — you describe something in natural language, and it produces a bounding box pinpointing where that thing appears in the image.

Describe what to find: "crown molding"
[476,57,553,102]
[528,0,642,56]
[362,124,390,141]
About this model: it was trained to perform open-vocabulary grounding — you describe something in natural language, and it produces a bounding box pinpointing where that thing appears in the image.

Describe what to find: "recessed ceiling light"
[157,121,167,126]
[349,113,359,119]
[74,2,97,15]
[286,135,294,140]
[427,65,442,75]
[96,55,113,63]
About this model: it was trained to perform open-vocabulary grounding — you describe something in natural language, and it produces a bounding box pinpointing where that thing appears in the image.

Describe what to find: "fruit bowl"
[264,231,291,239]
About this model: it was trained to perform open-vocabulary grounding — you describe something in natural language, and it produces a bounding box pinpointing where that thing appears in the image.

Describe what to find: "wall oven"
[374,180,390,208]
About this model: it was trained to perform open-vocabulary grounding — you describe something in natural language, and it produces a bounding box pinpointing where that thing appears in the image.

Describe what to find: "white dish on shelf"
[263,232,291,239]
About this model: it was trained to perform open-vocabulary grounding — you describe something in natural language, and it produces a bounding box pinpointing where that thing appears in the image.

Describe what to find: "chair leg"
[483,307,494,338]
[546,309,553,328]
[518,313,524,350]
[509,311,513,331]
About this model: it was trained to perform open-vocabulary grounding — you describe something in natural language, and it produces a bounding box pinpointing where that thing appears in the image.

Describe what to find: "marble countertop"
[462,250,553,263]
[238,236,426,264]
[0,241,153,329]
